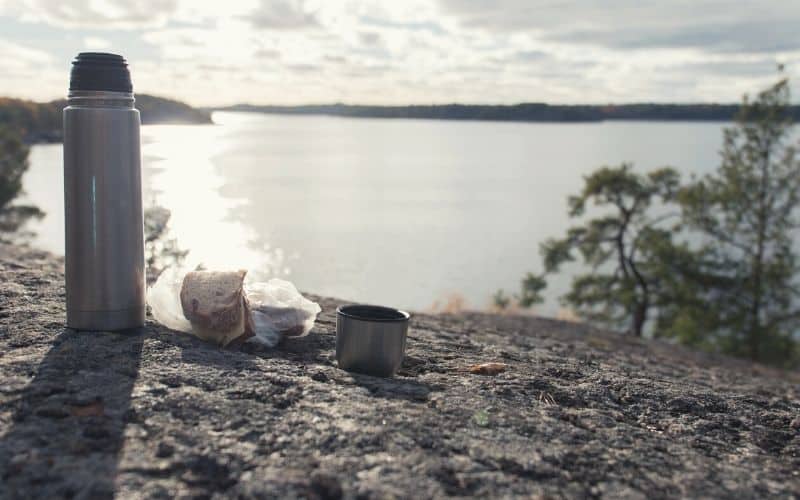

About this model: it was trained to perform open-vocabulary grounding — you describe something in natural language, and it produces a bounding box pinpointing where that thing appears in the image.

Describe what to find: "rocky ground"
[0,243,799,499]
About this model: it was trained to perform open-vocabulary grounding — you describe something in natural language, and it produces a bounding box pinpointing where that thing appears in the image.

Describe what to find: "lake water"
[22,112,725,315]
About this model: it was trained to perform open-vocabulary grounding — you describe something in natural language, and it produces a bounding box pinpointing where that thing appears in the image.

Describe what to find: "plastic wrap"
[147,267,320,347]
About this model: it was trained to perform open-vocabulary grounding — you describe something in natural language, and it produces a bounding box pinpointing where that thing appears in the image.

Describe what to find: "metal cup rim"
[336,304,410,323]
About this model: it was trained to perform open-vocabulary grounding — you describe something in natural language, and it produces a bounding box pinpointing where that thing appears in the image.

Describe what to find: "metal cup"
[336,305,410,377]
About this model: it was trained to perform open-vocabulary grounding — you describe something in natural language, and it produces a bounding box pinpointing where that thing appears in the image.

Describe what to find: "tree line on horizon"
[223,101,800,123]
[5,94,800,140]
[502,75,800,368]
[0,95,211,143]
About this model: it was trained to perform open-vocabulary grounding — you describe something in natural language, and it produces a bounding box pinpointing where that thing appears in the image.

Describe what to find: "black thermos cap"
[69,52,132,93]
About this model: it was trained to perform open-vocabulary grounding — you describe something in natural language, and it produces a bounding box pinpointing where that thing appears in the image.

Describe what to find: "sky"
[1,0,799,106]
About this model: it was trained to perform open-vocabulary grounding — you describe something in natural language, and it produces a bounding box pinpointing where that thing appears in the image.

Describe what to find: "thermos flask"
[63,52,145,330]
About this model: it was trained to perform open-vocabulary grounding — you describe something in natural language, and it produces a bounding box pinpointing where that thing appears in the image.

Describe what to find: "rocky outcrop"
[0,244,798,498]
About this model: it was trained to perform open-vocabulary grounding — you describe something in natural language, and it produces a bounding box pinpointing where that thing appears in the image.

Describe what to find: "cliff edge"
[0,244,798,498]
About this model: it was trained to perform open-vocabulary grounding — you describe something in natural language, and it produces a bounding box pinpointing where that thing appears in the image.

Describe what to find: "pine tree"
[533,164,681,337]
[0,125,43,240]
[677,78,800,366]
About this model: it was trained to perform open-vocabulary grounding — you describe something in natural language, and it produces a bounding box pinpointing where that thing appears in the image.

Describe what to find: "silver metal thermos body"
[63,53,145,330]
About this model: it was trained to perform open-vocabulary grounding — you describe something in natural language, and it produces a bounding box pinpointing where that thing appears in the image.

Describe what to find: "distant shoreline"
[0,94,212,144]
[213,102,800,123]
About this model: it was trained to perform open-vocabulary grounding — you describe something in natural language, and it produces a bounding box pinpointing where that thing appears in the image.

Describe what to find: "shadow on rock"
[0,328,143,498]
[177,337,261,372]
[348,372,433,402]
[240,329,336,366]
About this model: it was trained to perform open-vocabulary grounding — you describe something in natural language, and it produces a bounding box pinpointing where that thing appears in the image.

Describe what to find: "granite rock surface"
[0,244,799,499]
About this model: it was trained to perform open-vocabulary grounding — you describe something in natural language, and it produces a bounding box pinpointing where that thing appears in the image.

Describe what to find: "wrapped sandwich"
[148,266,321,348]
[179,270,254,347]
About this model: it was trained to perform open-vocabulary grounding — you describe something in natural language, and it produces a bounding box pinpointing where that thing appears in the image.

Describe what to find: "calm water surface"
[22,112,725,314]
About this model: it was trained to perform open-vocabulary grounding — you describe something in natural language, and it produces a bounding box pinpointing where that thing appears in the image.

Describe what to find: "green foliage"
[532,164,681,336]
[525,76,800,367]
[673,78,800,367]
[518,273,546,308]
[492,289,511,311]
[0,98,61,141]
[0,125,44,240]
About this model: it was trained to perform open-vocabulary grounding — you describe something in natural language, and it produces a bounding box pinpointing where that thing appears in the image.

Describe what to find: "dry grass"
[428,292,468,314]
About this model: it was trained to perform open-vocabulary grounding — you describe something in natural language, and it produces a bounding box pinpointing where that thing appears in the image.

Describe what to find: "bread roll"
[179,270,255,347]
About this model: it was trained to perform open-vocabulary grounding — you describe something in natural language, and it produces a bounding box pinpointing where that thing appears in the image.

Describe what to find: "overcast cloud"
[0,0,797,106]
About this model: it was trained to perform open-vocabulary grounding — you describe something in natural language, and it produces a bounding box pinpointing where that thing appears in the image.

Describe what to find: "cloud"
[14,0,179,29]
[142,28,211,60]
[323,54,346,64]
[551,20,800,55]
[286,62,320,73]
[513,50,548,62]
[83,36,111,49]
[437,0,800,54]
[0,37,52,69]
[0,0,798,105]
[360,15,445,35]
[255,48,281,59]
[358,31,382,46]
[245,0,319,30]
[0,38,61,100]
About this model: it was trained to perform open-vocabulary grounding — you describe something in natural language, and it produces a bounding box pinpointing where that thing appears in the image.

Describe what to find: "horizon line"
[207,100,800,109]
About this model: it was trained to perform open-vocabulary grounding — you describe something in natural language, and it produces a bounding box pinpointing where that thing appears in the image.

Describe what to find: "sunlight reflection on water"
[142,123,289,281]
